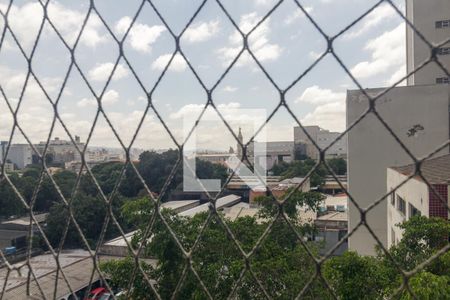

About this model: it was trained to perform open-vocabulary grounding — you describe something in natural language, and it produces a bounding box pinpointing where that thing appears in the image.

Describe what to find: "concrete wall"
[406,0,450,85]
[7,144,33,169]
[293,126,347,159]
[387,168,429,248]
[347,84,449,255]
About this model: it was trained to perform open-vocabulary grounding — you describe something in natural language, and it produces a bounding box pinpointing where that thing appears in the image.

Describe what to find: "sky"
[0,0,406,151]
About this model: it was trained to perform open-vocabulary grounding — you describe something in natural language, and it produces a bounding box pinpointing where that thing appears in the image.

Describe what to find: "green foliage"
[271,159,326,187]
[101,192,332,299]
[399,272,450,300]
[100,257,155,299]
[271,158,347,187]
[385,216,450,271]
[323,252,389,300]
[254,189,325,221]
[45,193,124,248]
[327,158,347,175]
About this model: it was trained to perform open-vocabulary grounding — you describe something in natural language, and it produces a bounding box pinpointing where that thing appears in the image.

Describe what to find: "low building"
[0,213,48,231]
[0,229,27,249]
[387,153,450,248]
[314,211,348,256]
[0,250,130,300]
[248,141,295,170]
[320,175,347,195]
[249,177,310,204]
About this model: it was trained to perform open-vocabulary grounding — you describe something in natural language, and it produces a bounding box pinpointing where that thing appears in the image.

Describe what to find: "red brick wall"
[428,184,448,219]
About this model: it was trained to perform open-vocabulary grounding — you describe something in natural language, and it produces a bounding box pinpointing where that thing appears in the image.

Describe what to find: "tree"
[327,158,346,175]
[101,193,332,299]
[46,193,124,248]
[254,189,325,221]
[323,251,389,300]
[399,272,450,300]
[384,216,450,271]
[271,159,327,187]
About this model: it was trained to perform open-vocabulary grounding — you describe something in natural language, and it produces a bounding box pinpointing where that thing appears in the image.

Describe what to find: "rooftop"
[0,229,28,240]
[178,195,241,217]
[390,153,450,184]
[1,213,48,226]
[0,250,124,300]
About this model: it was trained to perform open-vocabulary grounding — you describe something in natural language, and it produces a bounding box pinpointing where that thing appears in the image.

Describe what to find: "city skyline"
[0,0,405,149]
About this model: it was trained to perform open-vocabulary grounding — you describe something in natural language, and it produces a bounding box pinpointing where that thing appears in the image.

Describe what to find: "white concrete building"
[347,85,450,255]
[294,126,347,159]
[406,0,450,86]
[387,154,450,248]
[249,141,295,170]
[35,136,84,164]
[5,144,33,169]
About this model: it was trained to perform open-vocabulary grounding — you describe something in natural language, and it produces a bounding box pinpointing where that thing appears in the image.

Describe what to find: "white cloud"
[309,50,322,60]
[344,4,396,40]
[387,65,407,86]
[297,86,346,132]
[296,86,345,105]
[169,102,242,120]
[284,7,313,25]
[301,101,346,132]
[77,90,119,107]
[217,12,282,66]
[351,23,405,79]
[102,90,120,105]
[0,2,107,49]
[115,16,166,53]
[222,85,238,92]
[254,0,273,6]
[151,53,187,72]
[88,63,129,82]
[77,97,97,108]
[182,20,220,43]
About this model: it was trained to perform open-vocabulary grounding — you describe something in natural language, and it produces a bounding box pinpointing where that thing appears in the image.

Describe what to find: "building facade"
[406,0,450,85]
[294,125,347,160]
[387,154,450,247]
[5,144,33,169]
[347,85,450,255]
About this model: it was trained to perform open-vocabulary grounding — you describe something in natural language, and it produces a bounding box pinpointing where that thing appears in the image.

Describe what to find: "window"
[436,20,450,28]
[390,189,395,206]
[437,47,450,55]
[397,194,406,215]
[338,230,348,242]
[391,228,396,246]
[436,77,450,84]
[409,203,421,218]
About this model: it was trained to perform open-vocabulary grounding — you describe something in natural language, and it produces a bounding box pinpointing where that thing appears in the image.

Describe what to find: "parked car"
[3,247,16,256]
[98,293,112,300]
[84,287,106,300]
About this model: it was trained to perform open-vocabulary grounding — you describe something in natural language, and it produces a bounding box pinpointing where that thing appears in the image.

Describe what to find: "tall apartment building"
[347,0,450,255]
[406,0,450,85]
[294,126,347,160]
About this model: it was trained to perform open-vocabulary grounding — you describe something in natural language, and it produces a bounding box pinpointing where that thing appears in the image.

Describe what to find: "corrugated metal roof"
[179,195,241,217]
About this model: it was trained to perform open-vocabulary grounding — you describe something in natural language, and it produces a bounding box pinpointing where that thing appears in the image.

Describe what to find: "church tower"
[237,127,243,158]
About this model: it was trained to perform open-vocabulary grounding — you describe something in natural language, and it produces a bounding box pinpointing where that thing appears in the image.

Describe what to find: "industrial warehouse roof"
[390,153,450,184]
[161,200,200,213]
[0,229,28,240]
[179,195,241,217]
[1,213,48,226]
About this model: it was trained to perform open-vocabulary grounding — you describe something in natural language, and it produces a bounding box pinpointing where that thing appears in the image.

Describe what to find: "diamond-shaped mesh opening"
[1,0,450,299]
